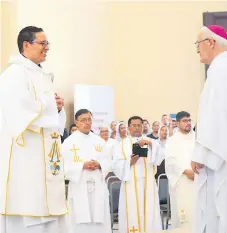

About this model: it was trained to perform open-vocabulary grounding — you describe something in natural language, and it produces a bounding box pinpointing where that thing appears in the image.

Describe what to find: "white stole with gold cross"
[62,131,109,224]
[121,137,161,233]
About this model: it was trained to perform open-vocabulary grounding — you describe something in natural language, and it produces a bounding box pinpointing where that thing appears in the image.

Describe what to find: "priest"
[62,109,111,233]
[192,25,227,233]
[112,116,163,233]
[165,111,195,229]
[0,26,68,232]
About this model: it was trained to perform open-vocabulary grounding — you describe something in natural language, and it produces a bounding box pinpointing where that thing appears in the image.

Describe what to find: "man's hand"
[183,169,195,181]
[137,139,152,147]
[55,94,64,111]
[91,160,101,170]
[83,160,100,170]
[191,161,204,174]
[83,161,94,170]
[130,155,139,167]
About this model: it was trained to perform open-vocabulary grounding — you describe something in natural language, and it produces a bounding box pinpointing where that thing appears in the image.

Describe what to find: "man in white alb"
[191,25,227,233]
[112,116,163,233]
[165,111,195,229]
[62,109,111,233]
[0,26,67,233]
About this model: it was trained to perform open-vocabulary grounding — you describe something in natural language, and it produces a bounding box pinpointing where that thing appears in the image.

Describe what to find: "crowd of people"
[61,110,195,233]
[64,114,181,178]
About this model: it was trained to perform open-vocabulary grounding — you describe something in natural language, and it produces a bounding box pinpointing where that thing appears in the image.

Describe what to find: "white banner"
[74,84,114,134]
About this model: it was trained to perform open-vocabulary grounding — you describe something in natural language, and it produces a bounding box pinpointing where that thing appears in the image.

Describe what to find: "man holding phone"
[112,116,163,233]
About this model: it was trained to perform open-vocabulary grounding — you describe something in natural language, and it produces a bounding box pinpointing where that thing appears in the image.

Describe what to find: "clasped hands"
[83,160,101,170]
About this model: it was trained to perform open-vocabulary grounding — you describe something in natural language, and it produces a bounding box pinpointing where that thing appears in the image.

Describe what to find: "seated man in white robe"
[191,25,227,233]
[112,116,163,233]
[62,109,111,233]
[0,26,68,233]
[165,111,195,229]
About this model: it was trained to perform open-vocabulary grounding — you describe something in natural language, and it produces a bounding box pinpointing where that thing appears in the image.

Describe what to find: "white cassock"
[62,130,111,233]
[112,136,163,233]
[165,131,195,229]
[192,51,227,233]
[0,55,68,233]
[105,138,116,173]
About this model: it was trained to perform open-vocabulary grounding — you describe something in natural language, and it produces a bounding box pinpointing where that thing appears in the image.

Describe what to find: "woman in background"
[155,125,168,179]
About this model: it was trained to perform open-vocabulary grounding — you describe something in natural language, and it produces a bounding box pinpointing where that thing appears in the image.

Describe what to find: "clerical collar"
[22,54,42,67]
[76,130,91,137]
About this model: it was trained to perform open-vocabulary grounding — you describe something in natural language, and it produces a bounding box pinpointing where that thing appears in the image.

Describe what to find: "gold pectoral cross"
[130,226,138,233]
[70,144,83,162]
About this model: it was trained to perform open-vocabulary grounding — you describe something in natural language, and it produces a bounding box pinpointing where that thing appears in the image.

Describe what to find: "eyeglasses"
[194,38,209,49]
[30,40,50,48]
[77,118,92,123]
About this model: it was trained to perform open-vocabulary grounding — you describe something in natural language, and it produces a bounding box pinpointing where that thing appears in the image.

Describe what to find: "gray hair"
[200,26,227,48]
[99,124,111,132]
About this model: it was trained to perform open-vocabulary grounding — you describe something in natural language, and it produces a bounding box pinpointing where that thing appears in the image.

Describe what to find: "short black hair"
[69,123,76,130]
[75,109,92,120]
[69,123,77,135]
[17,26,43,53]
[176,111,190,122]
[143,119,150,125]
[128,116,143,126]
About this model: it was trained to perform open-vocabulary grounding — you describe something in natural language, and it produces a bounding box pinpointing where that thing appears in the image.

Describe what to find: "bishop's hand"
[183,169,195,181]
[191,161,204,174]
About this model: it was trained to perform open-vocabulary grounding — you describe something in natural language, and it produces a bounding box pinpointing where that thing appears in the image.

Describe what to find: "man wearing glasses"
[62,109,111,233]
[0,26,67,232]
[192,25,227,233]
[165,111,195,230]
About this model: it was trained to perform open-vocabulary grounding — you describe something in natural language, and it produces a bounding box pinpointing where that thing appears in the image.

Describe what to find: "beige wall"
[1,1,227,127]
[0,0,18,70]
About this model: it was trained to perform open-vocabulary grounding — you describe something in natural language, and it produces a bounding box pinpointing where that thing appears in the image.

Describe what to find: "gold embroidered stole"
[121,137,156,233]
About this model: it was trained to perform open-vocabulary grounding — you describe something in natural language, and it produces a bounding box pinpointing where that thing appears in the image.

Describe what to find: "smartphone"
[132,143,148,157]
